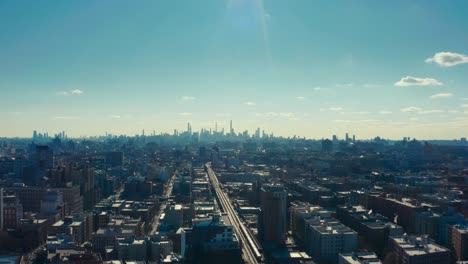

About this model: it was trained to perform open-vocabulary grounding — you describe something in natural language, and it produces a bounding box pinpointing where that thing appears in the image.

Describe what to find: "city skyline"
[2,1,468,138]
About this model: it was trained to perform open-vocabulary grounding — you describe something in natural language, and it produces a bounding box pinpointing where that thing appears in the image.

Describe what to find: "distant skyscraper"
[229,120,233,136]
[260,183,287,245]
[345,133,349,142]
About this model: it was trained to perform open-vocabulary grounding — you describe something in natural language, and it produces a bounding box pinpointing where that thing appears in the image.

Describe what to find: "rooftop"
[339,252,382,264]
[391,236,449,256]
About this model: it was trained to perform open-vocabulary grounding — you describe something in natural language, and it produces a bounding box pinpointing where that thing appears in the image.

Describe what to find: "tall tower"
[260,183,287,245]
[230,120,233,136]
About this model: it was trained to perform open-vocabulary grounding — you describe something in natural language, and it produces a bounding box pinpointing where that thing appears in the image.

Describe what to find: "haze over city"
[1,1,468,139]
[3,2,468,264]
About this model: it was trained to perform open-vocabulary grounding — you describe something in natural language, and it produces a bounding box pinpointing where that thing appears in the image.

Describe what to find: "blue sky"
[1,0,468,139]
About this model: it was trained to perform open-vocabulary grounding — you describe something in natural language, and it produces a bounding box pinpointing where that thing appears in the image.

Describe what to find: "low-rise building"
[339,251,382,264]
[388,235,450,264]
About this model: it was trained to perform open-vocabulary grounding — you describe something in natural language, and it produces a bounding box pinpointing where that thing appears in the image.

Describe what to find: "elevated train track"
[205,163,263,264]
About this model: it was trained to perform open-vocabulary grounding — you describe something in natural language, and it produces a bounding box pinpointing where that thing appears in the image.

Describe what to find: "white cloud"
[401,106,444,114]
[401,106,422,113]
[255,112,299,119]
[332,119,378,123]
[336,83,353,88]
[379,111,393,115]
[179,112,193,116]
[181,96,196,101]
[352,111,371,115]
[430,93,453,99]
[394,76,443,87]
[245,102,256,106]
[58,89,84,95]
[425,52,468,67]
[279,112,295,118]
[296,96,306,101]
[329,107,343,111]
[256,112,278,117]
[70,89,83,94]
[419,109,444,114]
[109,114,132,119]
[461,104,468,108]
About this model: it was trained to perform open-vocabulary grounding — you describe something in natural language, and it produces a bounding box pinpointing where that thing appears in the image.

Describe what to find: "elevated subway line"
[205,163,264,264]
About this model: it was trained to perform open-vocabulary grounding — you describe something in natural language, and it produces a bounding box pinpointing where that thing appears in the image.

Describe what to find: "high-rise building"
[34,145,54,169]
[40,190,65,221]
[452,225,468,261]
[189,214,241,264]
[0,190,23,231]
[70,165,97,211]
[8,185,83,214]
[116,237,147,261]
[260,183,287,245]
[0,188,3,231]
[50,216,86,244]
[290,202,357,263]
[161,204,183,231]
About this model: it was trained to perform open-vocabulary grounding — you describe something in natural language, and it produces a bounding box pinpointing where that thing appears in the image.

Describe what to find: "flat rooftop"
[339,252,382,264]
[391,236,449,256]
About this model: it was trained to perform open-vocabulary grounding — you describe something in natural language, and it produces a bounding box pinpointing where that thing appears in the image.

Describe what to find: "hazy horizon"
[2,1,468,139]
